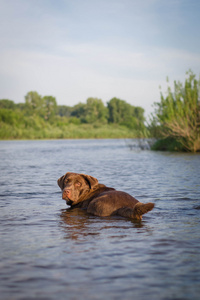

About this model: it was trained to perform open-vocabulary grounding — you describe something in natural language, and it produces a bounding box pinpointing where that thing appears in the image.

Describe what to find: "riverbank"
[0,123,145,140]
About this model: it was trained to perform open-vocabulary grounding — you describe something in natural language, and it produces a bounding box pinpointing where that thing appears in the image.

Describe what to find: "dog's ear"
[81,174,98,189]
[57,175,65,190]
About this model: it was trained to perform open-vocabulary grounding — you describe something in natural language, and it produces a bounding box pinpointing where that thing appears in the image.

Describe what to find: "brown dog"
[57,172,154,220]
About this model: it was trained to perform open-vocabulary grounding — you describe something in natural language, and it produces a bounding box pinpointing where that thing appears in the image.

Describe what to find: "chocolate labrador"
[57,172,154,220]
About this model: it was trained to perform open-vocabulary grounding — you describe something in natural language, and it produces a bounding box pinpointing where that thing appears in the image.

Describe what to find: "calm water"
[0,139,200,300]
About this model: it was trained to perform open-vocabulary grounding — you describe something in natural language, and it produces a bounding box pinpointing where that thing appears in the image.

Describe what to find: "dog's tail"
[133,202,155,220]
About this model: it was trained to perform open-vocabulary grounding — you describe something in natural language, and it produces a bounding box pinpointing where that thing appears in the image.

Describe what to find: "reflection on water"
[0,139,200,300]
[60,208,100,240]
[60,208,145,241]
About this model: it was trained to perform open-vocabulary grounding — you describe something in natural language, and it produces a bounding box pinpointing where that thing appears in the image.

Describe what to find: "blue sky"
[0,0,200,117]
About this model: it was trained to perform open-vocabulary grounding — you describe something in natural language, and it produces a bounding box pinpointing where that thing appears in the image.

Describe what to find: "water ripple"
[0,139,200,300]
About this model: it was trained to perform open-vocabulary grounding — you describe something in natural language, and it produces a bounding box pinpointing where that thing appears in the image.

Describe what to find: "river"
[0,139,200,300]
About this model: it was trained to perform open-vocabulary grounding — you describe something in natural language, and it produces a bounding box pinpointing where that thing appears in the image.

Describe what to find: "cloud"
[0,44,165,118]
[0,0,200,118]
[1,35,200,118]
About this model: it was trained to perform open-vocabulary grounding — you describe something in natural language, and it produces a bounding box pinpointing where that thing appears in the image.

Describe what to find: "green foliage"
[0,92,147,139]
[151,137,184,152]
[70,98,108,124]
[107,97,130,123]
[57,105,72,117]
[84,98,108,124]
[0,99,16,109]
[43,96,57,121]
[107,98,145,131]
[25,91,43,114]
[0,108,24,125]
[0,122,137,140]
[150,70,200,152]
[71,102,86,119]
[68,117,81,125]
[24,91,57,121]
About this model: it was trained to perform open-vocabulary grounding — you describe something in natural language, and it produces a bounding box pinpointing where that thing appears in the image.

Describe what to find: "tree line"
[0,93,146,131]
[1,70,199,152]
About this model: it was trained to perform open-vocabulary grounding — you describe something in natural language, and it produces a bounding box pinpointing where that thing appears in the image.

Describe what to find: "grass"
[0,122,141,140]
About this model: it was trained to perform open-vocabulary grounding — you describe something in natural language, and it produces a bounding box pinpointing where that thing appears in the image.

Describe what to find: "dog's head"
[57,172,99,206]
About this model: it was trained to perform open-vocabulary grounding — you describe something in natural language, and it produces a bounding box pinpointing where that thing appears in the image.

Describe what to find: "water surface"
[0,139,200,300]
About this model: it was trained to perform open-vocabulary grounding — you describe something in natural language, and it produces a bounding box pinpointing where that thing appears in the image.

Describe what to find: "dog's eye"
[75,181,81,187]
[64,179,69,185]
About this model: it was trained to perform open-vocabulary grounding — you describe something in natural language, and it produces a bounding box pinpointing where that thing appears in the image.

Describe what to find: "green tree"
[151,70,200,152]
[84,98,108,123]
[43,96,57,120]
[25,91,44,116]
[71,102,86,120]
[107,97,145,130]
[0,99,16,110]
[71,98,108,124]
[107,97,133,123]
[57,105,72,117]
[0,108,24,125]
[134,106,145,123]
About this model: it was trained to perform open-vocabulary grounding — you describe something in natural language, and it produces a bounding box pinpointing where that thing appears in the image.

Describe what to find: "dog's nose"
[63,189,70,198]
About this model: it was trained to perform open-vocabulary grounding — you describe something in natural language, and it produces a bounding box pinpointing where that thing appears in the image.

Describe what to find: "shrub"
[150,70,200,152]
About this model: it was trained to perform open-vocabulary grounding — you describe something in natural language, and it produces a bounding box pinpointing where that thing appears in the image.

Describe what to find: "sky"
[0,0,200,117]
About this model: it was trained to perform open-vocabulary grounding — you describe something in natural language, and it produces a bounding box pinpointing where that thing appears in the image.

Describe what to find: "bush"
[150,70,200,152]
[151,137,185,151]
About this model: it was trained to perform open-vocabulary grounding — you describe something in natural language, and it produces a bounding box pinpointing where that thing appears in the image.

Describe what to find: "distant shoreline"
[0,123,144,140]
